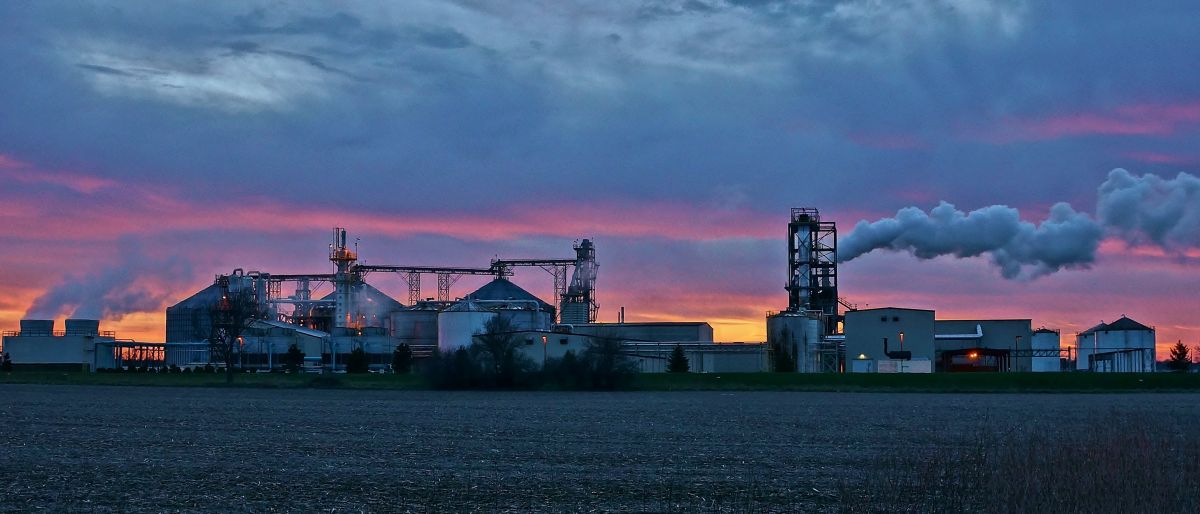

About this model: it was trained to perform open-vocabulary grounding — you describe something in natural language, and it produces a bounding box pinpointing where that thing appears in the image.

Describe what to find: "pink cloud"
[0,153,116,193]
[0,161,779,243]
[981,100,1200,143]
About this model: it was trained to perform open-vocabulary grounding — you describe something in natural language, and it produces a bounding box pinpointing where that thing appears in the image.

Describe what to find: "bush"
[543,350,587,389]
[392,343,414,374]
[422,327,637,391]
[345,347,370,374]
[424,348,480,389]
[283,343,305,373]
[581,336,638,390]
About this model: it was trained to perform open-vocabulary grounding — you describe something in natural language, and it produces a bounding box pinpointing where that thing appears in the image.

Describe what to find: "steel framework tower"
[560,239,598,323]
[785,208,839,332]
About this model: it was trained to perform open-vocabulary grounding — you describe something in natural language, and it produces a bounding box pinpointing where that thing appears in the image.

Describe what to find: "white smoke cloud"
[24,239,191,320]
[840,169,1199,279]
[1098,168,1200,249]
[839,201,1102,280]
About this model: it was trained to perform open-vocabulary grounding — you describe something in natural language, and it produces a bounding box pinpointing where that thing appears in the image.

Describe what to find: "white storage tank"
[1031,328,1061,372]
[391,305,439,347]
[494,302,553,332]
[437,300,496,353]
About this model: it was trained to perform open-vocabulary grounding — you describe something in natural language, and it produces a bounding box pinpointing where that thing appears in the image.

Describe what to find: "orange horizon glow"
[1,153,1197,358]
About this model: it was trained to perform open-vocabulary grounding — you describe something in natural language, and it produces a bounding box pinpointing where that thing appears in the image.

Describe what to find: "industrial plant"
[2,210,1157,374]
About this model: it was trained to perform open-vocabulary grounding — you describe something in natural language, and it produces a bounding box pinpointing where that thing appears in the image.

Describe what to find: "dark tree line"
[425,317,638,390]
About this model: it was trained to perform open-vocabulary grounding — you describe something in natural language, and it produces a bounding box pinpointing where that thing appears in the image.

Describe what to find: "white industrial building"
[0,319,168,371]
[1074,316,1156,372]
[842,307,1066,373]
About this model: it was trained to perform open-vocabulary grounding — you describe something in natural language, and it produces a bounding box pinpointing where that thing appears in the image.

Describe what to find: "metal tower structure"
[201,228,597,335]
[491,238,598,323]
[329,227,359,328]
[490,258,573,320]
[785,208,839,332]
[561,239,598,324]
[354,265,498,304]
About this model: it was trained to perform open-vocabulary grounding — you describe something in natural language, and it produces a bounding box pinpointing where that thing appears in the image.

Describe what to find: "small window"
[881,316,888,322]
[525,338,534,346]
[892,316,900,322]
[560,338,569,345]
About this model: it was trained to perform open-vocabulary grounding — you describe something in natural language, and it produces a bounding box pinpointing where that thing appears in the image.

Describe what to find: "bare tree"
[583,328,638,389]
[471,316,533,388]
[208,276,263,384]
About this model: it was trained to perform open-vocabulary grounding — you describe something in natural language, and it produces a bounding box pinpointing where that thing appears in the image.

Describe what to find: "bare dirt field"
[2,385,1198,512]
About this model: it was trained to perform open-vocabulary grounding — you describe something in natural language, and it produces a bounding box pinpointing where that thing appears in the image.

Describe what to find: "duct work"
[839,169,1200,279]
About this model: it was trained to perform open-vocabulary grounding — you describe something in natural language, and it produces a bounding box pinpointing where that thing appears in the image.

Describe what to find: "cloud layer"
[0,1,1197,350]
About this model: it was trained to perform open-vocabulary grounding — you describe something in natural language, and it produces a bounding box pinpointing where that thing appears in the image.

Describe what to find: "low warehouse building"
[844,308,1060,373]
[934,319,1033,372]
[2,319,129,371]
[480,329,768,373]
[568,322,714,342]
[622,342,767,373]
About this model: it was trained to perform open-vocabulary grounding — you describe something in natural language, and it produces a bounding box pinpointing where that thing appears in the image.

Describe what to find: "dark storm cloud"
[1,1,1199,236]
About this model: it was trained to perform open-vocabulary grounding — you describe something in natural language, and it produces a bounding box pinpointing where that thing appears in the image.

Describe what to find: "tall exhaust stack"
[329,227,358,329]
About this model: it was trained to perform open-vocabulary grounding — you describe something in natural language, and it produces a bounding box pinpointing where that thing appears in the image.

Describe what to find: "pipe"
[883,337,911,360]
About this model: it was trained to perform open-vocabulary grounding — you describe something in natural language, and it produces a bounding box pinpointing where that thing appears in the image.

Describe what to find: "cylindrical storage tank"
[391,308,440,347]
[437,301,497,353]
[495,303,553,332]
[65,319,100,336]
[20,319,54,335]
[766,313,819,372]
[1031,329,1061,372]
[803,317,823,373]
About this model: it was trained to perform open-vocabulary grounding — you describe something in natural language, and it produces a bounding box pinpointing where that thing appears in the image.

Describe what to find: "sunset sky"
[1,1,1197,352]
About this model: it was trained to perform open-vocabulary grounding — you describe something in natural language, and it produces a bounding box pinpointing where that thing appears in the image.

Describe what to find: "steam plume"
[24,239,191,320]
[1098,168,1200,249]
[840,169,1198,279]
